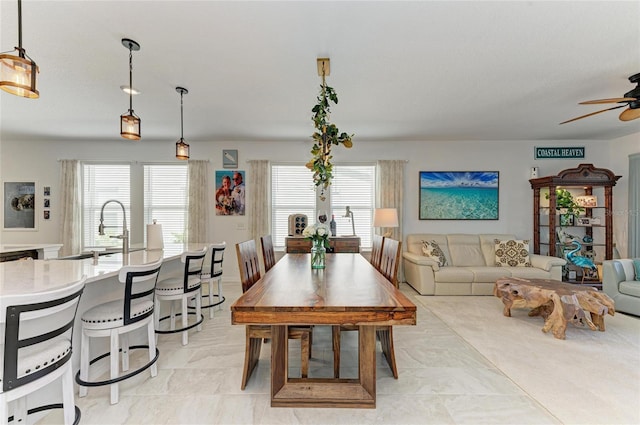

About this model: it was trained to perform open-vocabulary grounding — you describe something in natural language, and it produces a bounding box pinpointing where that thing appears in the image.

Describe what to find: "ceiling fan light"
[120,110,141,140]
[176,138,189,160]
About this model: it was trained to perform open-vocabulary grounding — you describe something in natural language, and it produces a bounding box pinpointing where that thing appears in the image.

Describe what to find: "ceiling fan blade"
[619,107,640,121]
[579,97,636,105]
[559,104,626,124]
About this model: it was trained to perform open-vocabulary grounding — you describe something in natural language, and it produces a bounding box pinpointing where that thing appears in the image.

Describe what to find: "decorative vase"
[311,239,326,269]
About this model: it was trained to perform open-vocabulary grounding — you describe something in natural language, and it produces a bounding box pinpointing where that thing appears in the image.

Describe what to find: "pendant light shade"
[120,38,141,140]
[175,86,190,160]
[0,0,39,98]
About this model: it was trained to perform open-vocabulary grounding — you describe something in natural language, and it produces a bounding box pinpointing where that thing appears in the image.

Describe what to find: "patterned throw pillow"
[421,240,447,266]
[633,259,640,281]
[494,239,531,267]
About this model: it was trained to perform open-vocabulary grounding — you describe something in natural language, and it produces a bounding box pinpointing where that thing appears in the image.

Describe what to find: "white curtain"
[248,160,270,242]
[187,160,209,244]
[377,160,405,280]
[629,153,640,257]
[58,160,81,257]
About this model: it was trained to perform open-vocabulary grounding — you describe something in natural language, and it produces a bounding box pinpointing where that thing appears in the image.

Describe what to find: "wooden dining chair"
[260,234,277,273]
[370,234,385,271]
[333,238,402,379]
[235,240,312,390]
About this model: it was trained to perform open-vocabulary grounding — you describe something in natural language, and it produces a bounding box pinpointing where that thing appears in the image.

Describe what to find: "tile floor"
[39,281,639,425]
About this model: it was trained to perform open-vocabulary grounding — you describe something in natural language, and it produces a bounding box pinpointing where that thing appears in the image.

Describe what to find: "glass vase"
[311,239,326,269]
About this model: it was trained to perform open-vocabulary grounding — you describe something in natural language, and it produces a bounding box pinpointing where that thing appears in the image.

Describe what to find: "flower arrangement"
[302,222,331,248]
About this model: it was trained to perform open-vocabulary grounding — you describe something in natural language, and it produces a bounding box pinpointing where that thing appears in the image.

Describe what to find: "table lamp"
[373,208,398,237]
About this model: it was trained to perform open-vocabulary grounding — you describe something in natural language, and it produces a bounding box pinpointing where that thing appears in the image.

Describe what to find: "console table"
[285,236,360,253]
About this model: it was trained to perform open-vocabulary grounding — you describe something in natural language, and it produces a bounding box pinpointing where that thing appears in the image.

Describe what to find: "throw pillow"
[421,240,447,266]
[495,239,531,267]
[634,258,640,281]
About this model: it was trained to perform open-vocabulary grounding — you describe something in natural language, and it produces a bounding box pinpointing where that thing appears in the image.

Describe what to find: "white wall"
[0,137,621,279]
[608,132,640,257]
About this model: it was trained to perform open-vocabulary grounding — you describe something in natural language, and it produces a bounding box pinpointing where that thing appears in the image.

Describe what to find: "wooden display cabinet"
[529,164,620,274]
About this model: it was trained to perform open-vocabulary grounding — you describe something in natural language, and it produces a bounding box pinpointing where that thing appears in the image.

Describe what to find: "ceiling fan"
[560,73,640,124]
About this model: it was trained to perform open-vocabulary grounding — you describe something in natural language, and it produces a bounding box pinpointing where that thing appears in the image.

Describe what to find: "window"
[82,162,188,251]
[271,163,376,249]
[82,163,131,249]
[143,164,188,245]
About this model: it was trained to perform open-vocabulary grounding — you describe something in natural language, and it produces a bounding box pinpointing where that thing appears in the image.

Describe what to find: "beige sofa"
[403,233,566,295]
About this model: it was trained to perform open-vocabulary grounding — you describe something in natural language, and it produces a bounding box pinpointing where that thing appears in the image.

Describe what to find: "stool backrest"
[370,234,384,271]
[260,235,276,273]
[204,242,226,279]
[236,240,261,293]
[379,238,402,287]
[118,258,163,326]
[180,247,208,292]
[1,276,86,392]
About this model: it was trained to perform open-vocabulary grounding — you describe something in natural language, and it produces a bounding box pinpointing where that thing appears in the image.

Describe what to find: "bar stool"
[155,247,207,345]
[199,242,226,319]
[1,276,86,425]
[76,259,162,405]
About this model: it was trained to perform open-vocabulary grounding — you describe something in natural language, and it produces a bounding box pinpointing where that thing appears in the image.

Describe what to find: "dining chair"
[260,234,277,273]
[370,234,385,271]
[235,240,312,389]
[155,247,207,346]
[1,276,86,425]
[333,238,402,379]
[77,259,163,404]
[199,242,226,319]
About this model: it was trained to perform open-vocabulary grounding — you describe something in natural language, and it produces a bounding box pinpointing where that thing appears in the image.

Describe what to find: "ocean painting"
[419,171,499,220]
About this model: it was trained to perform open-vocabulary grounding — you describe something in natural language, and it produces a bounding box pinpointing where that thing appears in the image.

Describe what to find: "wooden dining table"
[231,253,417,408]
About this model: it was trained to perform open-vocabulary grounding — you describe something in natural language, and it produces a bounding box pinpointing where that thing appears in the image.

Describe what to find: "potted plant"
[546,188,584,216]
[306,78,353,201]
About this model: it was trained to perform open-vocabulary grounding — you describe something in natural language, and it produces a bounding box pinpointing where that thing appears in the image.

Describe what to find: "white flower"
[302,224,316,238]
[317,227,327,236]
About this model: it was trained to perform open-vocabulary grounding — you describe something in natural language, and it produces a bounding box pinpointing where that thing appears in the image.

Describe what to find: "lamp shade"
[0,53,38,98]
[373,208,398,228]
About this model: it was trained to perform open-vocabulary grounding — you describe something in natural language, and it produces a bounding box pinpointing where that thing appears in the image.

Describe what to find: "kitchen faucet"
[98,200,129,255]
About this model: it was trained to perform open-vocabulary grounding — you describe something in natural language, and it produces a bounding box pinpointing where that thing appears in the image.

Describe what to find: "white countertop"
[0,243,208,299]
[0,243,63,254]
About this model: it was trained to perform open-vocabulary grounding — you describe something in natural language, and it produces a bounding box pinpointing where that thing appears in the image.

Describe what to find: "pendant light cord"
[17,0,25,57]
[180,91,184,139]
[128,46,133,112]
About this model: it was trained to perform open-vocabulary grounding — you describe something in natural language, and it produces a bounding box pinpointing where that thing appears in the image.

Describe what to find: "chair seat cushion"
[81,299,154,329]
[156,276,201,295]
[16,339,71,379]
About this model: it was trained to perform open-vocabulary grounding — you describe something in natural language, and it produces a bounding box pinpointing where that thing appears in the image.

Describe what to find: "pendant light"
[175,87,190,160]
[120,38,141,140]
[0,0,39,98]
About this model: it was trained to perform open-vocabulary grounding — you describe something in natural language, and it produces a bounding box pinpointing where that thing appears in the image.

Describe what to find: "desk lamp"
[343,206,356,236]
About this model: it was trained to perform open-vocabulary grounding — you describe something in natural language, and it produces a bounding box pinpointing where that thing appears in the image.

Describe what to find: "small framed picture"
[575,195,597,208]
[43,186,51,196]
[222,149,238,169]
[43,210,50,220]
[44,198,50,208]
[559,214,574,226]
[576,217,592,226]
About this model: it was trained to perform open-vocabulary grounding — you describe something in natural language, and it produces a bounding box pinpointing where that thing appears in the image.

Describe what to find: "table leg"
[271,325,287,397]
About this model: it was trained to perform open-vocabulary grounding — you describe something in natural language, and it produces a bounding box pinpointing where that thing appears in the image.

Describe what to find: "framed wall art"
[3,181,37,230]
[419,171,499,220]
[214,170,245,216]
[222,150,238,169]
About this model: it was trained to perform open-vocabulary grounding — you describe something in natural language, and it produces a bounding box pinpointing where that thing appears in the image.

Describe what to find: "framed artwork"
[575,195,597,208]
[43,186,51,196]
[3,181,37,230]
[214,170,245,216]
[560,214,575,227]
[44,198,50,208]
[222,149,238,169]
[419,171,499,220]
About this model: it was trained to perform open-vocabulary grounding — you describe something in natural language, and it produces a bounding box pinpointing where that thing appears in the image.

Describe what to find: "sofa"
[403,233,566,295]
[602,259,640,316]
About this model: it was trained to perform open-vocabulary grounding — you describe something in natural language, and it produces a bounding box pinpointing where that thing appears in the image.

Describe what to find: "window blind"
[143,164,188,245]
[271,165,315,248]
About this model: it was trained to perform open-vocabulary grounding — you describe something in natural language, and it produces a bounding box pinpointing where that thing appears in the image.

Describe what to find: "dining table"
[231,253,417,408]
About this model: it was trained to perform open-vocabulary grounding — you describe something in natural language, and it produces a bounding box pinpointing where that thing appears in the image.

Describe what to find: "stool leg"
[147,319,158,377]
[196,290,203,332]
[181,296,189,345]
[79,329,89,397]
[208,280,214,319]
[62,365,75,424]
[110,330,119,404]
[154,297,160,344]
[121,332,129,372]
[0,396,7,425]
[170,301,177,331]
[217,278,223,311]
[14,398,26,424]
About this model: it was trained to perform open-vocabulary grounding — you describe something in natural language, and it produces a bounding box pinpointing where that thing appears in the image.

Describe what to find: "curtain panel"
[629,153,640,257]
[248,160,270,243]
[187,160,209,244]
[58,159,81,257]
[377,160,405,281]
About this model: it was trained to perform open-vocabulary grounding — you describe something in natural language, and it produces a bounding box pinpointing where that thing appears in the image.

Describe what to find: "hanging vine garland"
[306,58,353,201]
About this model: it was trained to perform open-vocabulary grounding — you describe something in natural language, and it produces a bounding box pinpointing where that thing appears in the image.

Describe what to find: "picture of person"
[231,171,245,216]
[44,210,50,220]
[44,198,50,208]
[215,174,234,215]
[4,182,36,229]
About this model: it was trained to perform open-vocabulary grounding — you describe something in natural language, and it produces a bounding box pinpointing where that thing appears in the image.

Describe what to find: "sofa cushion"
[619,280,640,297]
[421,240,447,266]
[467,266,512,282]
[434,267,475,283]
[447,234,485,266]
[479,234,517,265]
[508,266,554,280]
[494,239,531,267]
[634,259,640,281]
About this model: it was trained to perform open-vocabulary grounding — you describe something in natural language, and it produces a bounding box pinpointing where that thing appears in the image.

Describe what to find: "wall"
[0,137,621,279]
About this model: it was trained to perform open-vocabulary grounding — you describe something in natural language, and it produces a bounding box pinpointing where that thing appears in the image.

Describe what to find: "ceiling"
[1,1,639,144]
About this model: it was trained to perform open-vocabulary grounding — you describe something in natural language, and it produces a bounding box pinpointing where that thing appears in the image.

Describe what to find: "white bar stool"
[199,242,226,319]
[76,259,162,405]
[155,247,207,345]
[1,276,86,425]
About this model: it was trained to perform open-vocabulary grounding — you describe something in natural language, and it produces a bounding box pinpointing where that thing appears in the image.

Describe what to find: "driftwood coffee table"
[494,277,615,340]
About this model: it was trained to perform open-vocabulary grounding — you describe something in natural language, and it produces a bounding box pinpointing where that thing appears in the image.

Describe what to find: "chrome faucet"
[98,200,129,255]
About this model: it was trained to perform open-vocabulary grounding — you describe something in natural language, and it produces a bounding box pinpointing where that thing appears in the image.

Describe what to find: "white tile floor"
[39,281,640,425]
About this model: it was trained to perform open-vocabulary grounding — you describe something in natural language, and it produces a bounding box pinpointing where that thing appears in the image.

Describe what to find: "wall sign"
[535,147,585,159]
[222,149,238,168]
